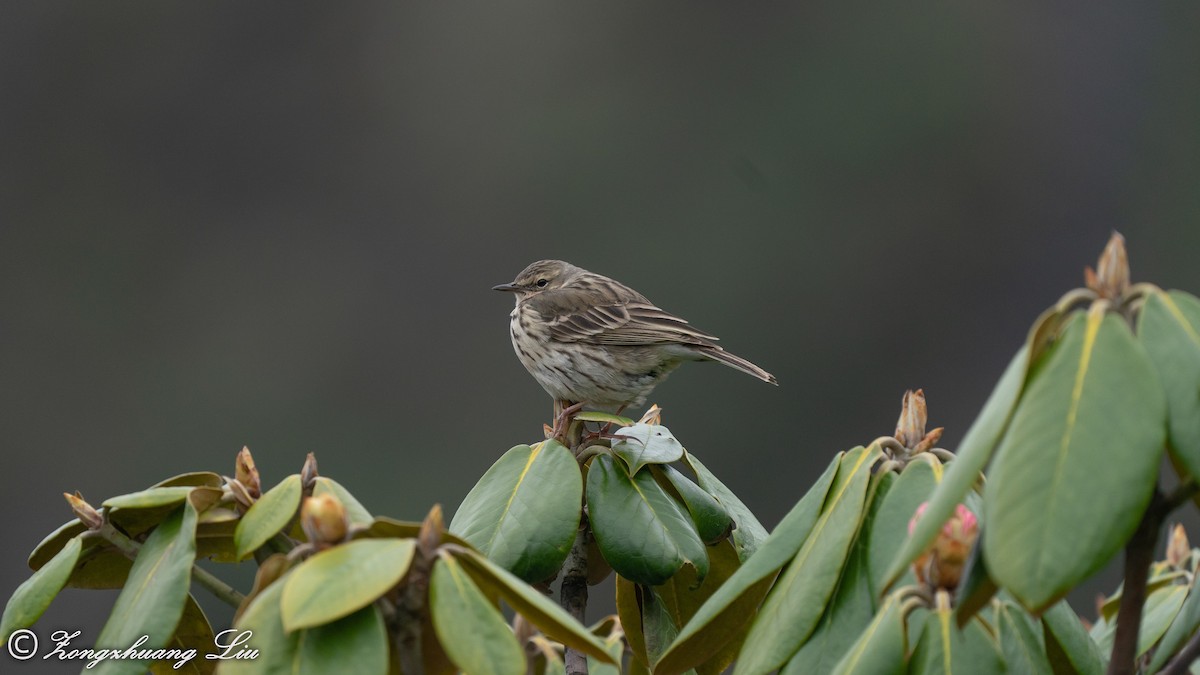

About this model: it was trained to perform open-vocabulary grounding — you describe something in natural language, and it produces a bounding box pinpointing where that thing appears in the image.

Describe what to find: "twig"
[1108,503,1159,675]
[1108,482,1196,675]
[191,564,246,608]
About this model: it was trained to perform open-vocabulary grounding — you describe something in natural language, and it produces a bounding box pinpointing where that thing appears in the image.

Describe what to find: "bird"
[493,260,776,419]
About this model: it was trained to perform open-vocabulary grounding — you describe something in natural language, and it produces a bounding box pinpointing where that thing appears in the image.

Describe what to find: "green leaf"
[587,618,627,675]
[93,503,198,675]
[103,486,196,510]
[617,576,651,669]
[783,526,876,675]
[629,540,748,675]
[449,441,582,582]
[656,465,734,545]
[641,586,684,667]
[910,610,1005,675]
[28,520,89,570]
[883,343,1029,591]
[611,423,685,475]
[1138,583,1187,657]
[1,535,83,640]
[455,548,616,663]
[682,451,768,561]
[575,411,636,426]
[1138,289,1200,480]
[868,458,942,597]
[67,547,134,589]
[996,601,1052,675]
[151,472,224,489]
[105,487,208,537]
[296,604,388,675]
[223,570,386,675]
[656,453,841,675]
[663,541,750,675]
[1151,581,1200,672]
[1041,599,1104,675]
[1092,583,1187,660]
[150,594,214,675]
[587,454,707,585]
[312,476,373,527]
[220,575,299,675]
[430,555,526,675]
[281,538,415,631]
[828,592,907,675]
[985,311,1167,611]
[953,534,998,627]
[734,445,880,675]
[234,474,302,560]
[353,516,472,548]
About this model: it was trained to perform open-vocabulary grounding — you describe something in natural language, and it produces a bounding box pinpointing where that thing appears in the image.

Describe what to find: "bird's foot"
[548,401,585,444]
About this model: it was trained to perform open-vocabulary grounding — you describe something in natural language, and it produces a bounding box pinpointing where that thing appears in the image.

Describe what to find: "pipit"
[494,260,776,425]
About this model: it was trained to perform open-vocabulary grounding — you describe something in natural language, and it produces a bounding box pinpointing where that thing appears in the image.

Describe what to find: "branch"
[1108,481,1196,675]
[560,519,590,675]
[191,564,247,608]
[1107,506,1159,675]
[559,410,590,675]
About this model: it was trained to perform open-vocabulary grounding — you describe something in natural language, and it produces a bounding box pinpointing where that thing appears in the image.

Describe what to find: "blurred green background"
[3,3,1199,671]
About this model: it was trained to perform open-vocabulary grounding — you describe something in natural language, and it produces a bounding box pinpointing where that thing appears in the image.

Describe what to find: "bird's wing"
[545,300,720,347]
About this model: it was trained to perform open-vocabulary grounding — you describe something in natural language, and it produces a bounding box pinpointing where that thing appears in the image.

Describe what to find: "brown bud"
[419,504,445,559]
[895,390,928,449]
[235,447,261,499]
[228,479,255,511]
[64,491,103,530]
[1167,523,1191,570]
[300,494,348,546]
[301,452,319,490]
[638,404,663,426]
[1086,232,1130,300]
[912,428,945,456]
[512,614,536,652]
[235,553,290,623]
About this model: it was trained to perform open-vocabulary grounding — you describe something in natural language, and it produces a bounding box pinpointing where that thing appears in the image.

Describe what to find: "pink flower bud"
[908,501,979,591]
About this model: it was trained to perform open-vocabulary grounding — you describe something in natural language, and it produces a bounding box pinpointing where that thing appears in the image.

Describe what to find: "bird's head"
[493,260,580,299]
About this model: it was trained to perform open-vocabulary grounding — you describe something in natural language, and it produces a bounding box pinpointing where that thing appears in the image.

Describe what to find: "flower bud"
[638,404,663,426]
[908,502,979,591]
[301,452,319,491]
[228,479,255,511]
[419,504,445,560]
[1085,232,1130,300]
[235,446,261,499]
[301,494,348,546]
[64,491,103,530]
[1167,523,1191,570]
[895,390,928,450]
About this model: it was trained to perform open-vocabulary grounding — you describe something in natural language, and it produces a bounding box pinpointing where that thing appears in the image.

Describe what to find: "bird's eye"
[536,278,548,288]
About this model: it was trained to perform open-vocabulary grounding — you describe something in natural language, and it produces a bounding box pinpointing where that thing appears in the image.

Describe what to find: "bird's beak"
[492,283,520,292]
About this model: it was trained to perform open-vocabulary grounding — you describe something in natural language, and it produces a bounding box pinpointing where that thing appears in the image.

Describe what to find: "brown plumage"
[494,260,776,410]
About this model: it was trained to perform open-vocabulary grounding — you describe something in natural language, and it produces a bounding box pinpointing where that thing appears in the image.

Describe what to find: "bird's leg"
[548,400,585,443]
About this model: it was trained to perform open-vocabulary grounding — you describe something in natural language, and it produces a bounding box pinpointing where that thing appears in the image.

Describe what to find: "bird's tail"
[698,346,778,385]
